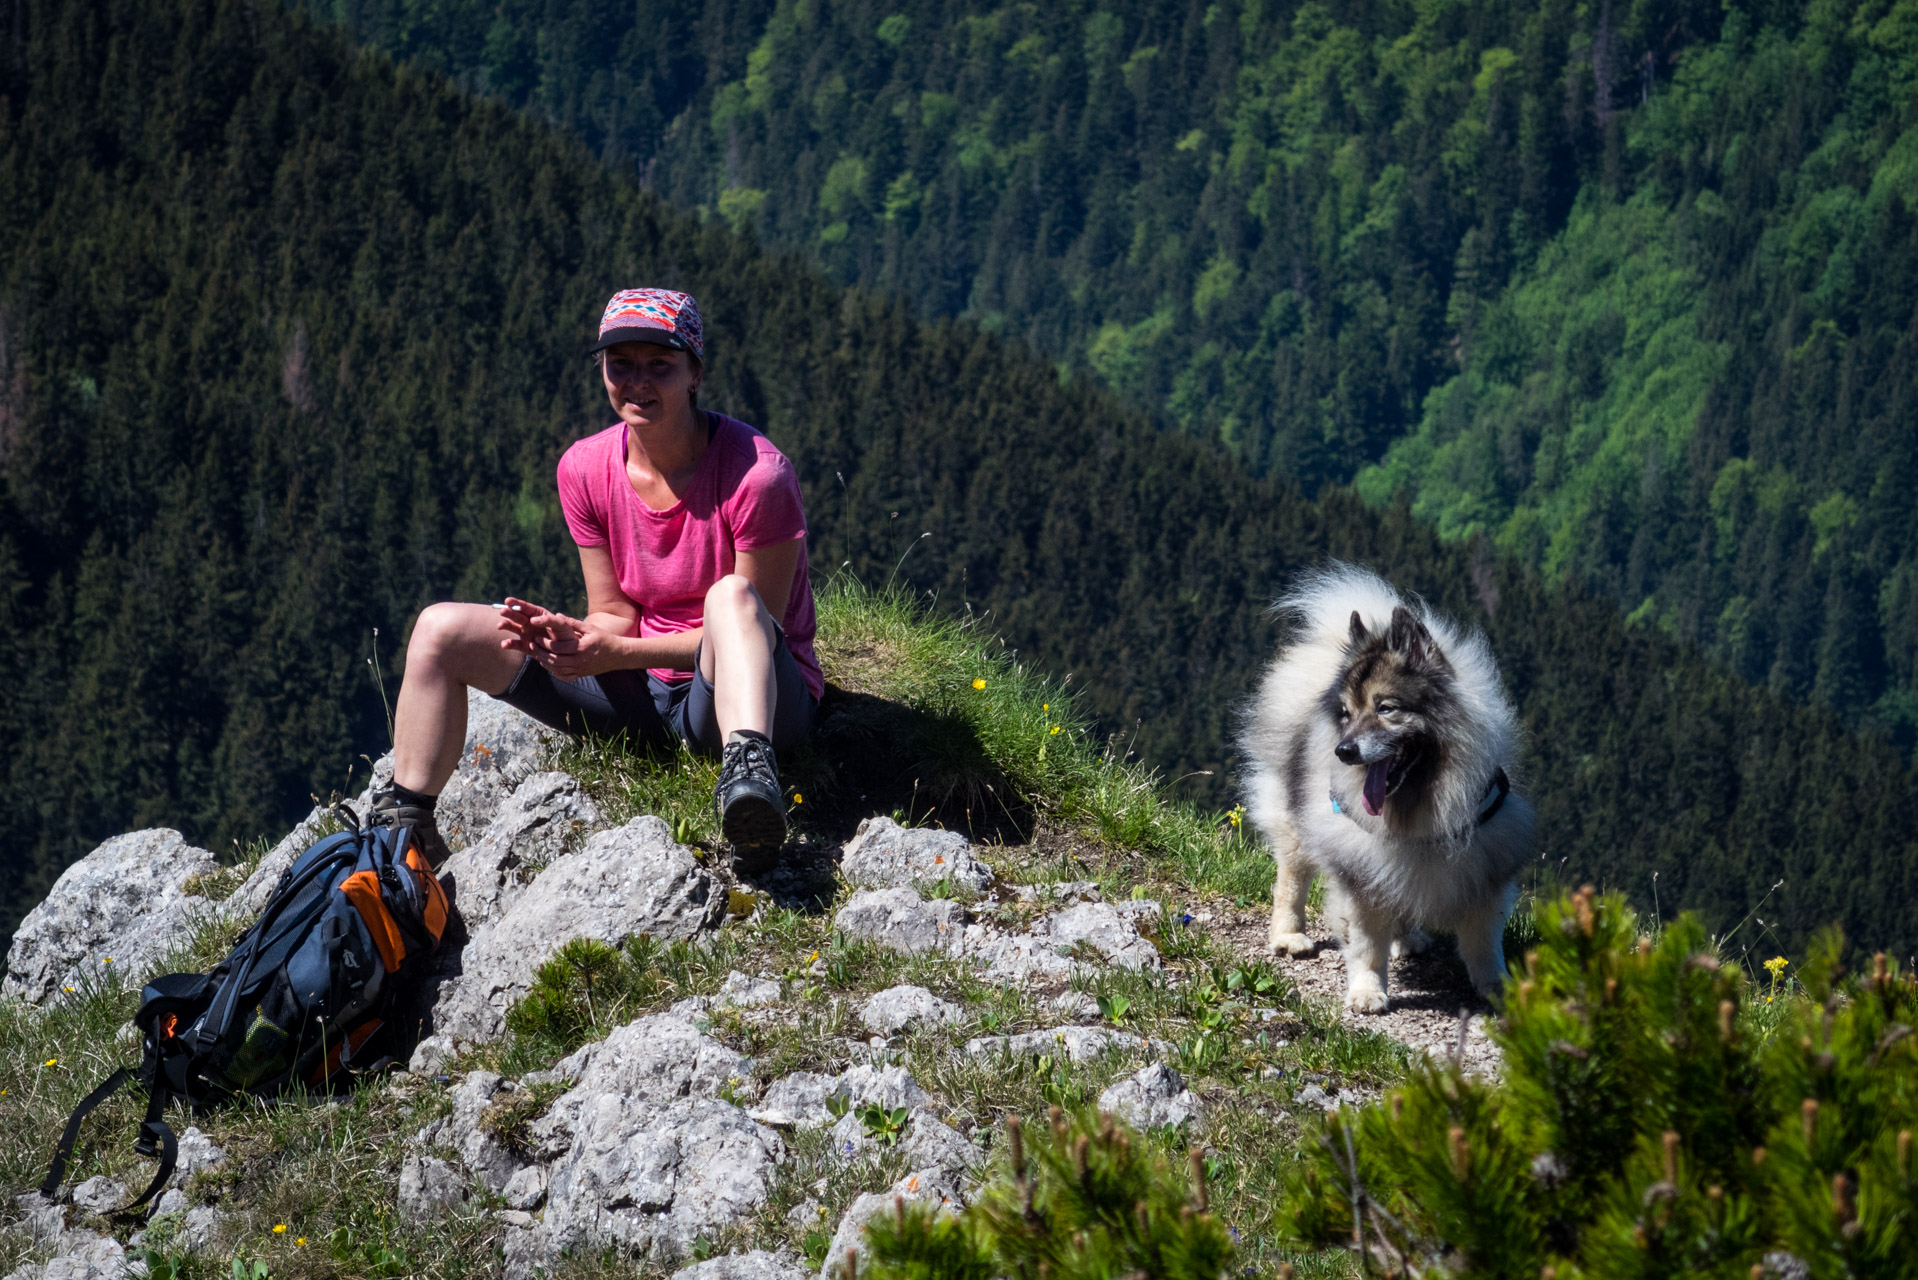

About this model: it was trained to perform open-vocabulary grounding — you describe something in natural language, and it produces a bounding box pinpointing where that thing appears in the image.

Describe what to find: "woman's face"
[601,342,700,428]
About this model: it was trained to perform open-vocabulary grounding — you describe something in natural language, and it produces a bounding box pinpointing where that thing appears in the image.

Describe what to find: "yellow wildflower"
[1764,956,1788,980]
[1042,703,1049,711]
[101,957,113,964]
[792,793,804,805]
[1049,726,1061,735]
[43,1058,57,1067]
[273,1224,287,1234]
[296,1238,307,1247]
[971,678,985,690]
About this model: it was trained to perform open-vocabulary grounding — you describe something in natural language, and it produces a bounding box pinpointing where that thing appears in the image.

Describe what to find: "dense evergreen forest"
[309,0,1918,754]
[3,0,1916,963]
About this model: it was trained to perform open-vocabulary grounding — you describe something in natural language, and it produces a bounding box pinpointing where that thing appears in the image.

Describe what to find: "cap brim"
[586,326,697,357]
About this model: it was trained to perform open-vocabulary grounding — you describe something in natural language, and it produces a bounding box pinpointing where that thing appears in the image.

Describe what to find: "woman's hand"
[496,597,633,679]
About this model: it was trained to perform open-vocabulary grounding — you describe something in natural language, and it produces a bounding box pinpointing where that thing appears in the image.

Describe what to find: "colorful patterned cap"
[588,288,704,359]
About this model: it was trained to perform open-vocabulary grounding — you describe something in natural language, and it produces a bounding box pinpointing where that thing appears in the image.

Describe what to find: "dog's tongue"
[1362,761,1390,816]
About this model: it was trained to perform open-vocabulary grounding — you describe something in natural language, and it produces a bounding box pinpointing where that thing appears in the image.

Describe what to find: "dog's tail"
[1272,561,1411,649]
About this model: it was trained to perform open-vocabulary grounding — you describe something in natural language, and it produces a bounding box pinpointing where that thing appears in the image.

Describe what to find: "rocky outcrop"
[433,817,725,1042]
[2,830,219,1004]
[676,1251,810,1280]
[838,818,993,893]
[833,887,967,956]
[1098,1063,1203,1130]
[435,770,603,932]
[816,1167,966,1280]
[964,1024,1162,1063]
[860,985,963,1036]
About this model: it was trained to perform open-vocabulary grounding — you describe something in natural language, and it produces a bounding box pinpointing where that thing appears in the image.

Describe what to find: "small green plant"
[857,1102,911,1147]
[1095,992,1131,1026]
[137,1251,196,1280]
[325,1224,411,1278]
[825,1091,852,1121]
[229,1262,270,1280]
[1223,962,1279,999]
[1278,886,1918,1276]
[861,1109,1235,1279]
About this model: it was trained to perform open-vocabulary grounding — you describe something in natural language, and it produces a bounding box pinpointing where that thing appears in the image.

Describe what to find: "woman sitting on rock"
[370,288,820,866]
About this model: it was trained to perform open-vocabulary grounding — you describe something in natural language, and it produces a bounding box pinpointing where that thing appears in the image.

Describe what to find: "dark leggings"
[494,635,816,756]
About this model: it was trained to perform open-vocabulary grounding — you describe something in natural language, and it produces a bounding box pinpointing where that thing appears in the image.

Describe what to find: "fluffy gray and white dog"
[1238,565,1535,1012]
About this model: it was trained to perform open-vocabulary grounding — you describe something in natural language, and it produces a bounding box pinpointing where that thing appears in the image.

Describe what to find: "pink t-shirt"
[556,413,822,699]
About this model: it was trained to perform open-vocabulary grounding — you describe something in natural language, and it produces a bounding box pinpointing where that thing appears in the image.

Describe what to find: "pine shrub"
[861,1107,1236,1280]
[1277,888,1918,1277]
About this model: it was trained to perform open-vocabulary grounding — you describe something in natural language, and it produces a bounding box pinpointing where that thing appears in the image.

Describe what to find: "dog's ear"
[1348,610,1370,648]
[1387,606,1440,669]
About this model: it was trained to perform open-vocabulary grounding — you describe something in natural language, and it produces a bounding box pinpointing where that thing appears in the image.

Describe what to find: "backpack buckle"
[134,1121,165,1158]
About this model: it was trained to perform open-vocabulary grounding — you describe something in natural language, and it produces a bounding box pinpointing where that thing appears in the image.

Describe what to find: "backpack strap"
[41,1068,131,1197]
[41,1068,180,1221]
[115,1080,178,1220]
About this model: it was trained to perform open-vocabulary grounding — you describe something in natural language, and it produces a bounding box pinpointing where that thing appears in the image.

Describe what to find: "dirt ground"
[1202,899,1504,1078]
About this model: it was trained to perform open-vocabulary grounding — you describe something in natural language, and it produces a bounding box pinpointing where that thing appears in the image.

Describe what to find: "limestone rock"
[170,1127,227,1188]
[433,817,724,1041]
[1045,903,1163,971]
[443,1071,527,1192]
[1044,990,1102,1020]
[1012,881,1101,904]
[543,1097,784,1264]
[1,1228,127,1280]
[826,1108,978,1171]
[3,829,219,1004]
[66,1179,123,1217]
[175,1204,225,1252]
[835,1064,930,1112]
[438,771,602,931]
[398,1154,466,1224]
[965,1024,1156,1064]
[1098,1063,1203,1130]
[901,1111,985,1172]
[531,1013,754,1158]
[839,818,993,893]
[749,1071,842,1130]
[408,1035,458,1076]
[675,1251,810,1280]
[13,1192,65,1244]
[501,1164,547,1211]
[860,985,961,1036]
[962,926,1084,982]
[817,1168,964,1280]
[434,690,562,849]
[833,888,966,957]
[673,971,784,1018]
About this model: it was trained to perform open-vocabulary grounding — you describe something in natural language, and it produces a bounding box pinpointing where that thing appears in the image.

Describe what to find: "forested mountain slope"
[2,0,1916,959]
[313,0,1918,753]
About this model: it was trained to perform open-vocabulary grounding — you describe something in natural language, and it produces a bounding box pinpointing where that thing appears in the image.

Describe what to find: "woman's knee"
[407,602,491,668]
[704,574,764,620]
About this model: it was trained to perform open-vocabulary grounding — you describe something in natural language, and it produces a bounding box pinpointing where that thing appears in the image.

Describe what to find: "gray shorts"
[494,632,816,757]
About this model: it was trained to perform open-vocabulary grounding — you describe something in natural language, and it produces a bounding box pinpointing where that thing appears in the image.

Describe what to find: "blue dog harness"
[1331,767,1510,827]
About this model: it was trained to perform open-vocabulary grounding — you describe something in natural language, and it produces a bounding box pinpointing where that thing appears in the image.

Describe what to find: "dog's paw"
[1344,985,1390,1014]
[1268,931,1317,956]
[1391,928,1433,958]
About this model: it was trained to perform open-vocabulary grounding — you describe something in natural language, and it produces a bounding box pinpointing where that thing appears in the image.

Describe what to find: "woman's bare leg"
[391,602,527,795]
[699,575,779,739]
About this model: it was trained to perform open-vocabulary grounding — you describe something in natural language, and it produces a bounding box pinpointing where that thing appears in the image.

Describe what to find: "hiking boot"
[367,786,452,870]
[716,733,786,866]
